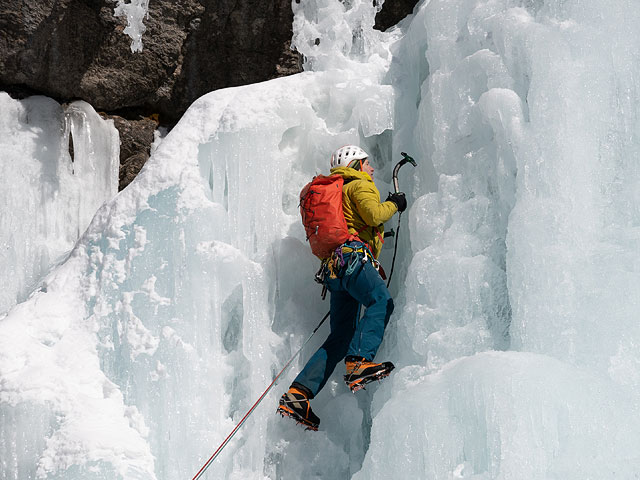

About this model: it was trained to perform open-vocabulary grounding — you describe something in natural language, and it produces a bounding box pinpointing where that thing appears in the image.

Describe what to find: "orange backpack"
[300,175,356,259]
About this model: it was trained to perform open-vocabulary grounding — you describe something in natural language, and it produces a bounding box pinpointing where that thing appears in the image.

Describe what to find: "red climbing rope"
[191,311,330,480]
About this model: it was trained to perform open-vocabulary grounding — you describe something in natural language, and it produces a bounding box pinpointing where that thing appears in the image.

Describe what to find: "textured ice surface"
[3,0,640,478]
[357,352,640,479]
[0,94,119,316]
[366,0,640,477]
[0,8,396,473]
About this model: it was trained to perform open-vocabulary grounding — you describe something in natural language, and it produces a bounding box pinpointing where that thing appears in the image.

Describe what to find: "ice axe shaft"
[386,152,417,288]
[392,152,417,193]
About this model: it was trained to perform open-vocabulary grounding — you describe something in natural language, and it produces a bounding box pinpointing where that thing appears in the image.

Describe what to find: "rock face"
[107,114,159,190]
[0,0,301,123]
[0,0,417,190]
[0,0,302,189]
[374,0,419,31]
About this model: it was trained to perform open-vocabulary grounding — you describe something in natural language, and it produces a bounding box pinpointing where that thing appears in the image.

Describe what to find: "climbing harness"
[190,152,417,479]
[322,242,377,279]
[325,152,417,288]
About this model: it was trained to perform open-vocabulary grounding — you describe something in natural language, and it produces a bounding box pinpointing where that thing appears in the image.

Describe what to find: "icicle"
[114,0,150,53]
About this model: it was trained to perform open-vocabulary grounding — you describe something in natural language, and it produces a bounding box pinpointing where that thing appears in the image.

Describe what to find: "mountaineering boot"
[344,356,395,393]
[277,385,320,431]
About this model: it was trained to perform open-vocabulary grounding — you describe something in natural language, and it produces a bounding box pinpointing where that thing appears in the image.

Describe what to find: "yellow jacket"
[330,166,398,258]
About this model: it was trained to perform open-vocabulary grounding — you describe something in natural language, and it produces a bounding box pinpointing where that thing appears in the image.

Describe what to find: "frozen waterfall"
[0,94,119,317]
[2,0,640,478]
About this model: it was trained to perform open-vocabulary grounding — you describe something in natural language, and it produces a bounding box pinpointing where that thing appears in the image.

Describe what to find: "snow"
[3,0,640,478]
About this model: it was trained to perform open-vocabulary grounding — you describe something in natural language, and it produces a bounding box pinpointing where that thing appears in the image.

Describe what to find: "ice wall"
[505,0,640,377]
[360,0,640,477]
[358,352,640,479]
[0,94,119,316]
[3,0,640,478]
[293,0,391,72]
[0,1,398,475]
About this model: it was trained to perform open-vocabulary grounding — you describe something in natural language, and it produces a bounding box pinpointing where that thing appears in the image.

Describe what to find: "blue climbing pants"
[293,247,394,397]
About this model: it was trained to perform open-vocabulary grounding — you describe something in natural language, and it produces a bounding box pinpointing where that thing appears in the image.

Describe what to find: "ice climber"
[277,145,407,430]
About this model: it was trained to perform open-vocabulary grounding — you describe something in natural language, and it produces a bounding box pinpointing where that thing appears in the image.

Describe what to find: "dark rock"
[166,0,302,118]
[374,0,419,31]
[0,0,302,123]
[276,40,303,77]
[101,113,158,190]
[119,151,150,191]
[0,0,302,188]
[108,114,158,163]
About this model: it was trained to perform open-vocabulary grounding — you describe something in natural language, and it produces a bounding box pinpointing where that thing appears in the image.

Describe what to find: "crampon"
[277,387,320,431]
[344,359,395,393]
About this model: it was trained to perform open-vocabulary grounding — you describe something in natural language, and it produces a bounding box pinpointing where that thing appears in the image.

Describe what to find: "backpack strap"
[350,225,384,252]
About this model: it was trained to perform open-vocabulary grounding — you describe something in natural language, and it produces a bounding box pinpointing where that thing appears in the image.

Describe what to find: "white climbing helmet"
[330,145,369,168]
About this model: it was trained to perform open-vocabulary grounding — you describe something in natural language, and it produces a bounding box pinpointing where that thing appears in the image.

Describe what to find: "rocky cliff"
[0,0,416,189]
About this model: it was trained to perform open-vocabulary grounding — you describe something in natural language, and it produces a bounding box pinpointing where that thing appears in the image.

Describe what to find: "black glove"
[387,192,407,212]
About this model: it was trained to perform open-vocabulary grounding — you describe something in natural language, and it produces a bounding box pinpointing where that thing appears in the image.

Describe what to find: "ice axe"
[191,151,417,479]
[392,152,417,193]
[385,152,417,287]
[386,151,417,237]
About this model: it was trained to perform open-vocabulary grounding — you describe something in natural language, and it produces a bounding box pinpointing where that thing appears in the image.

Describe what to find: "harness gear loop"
[322,241,377,281]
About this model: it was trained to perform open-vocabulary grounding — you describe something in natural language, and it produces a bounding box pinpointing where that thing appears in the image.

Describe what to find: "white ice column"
[0,94,119,316]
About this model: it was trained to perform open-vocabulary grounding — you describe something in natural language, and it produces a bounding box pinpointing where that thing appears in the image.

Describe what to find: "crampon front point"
[344,360,395,393]
[277,404,319,431]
